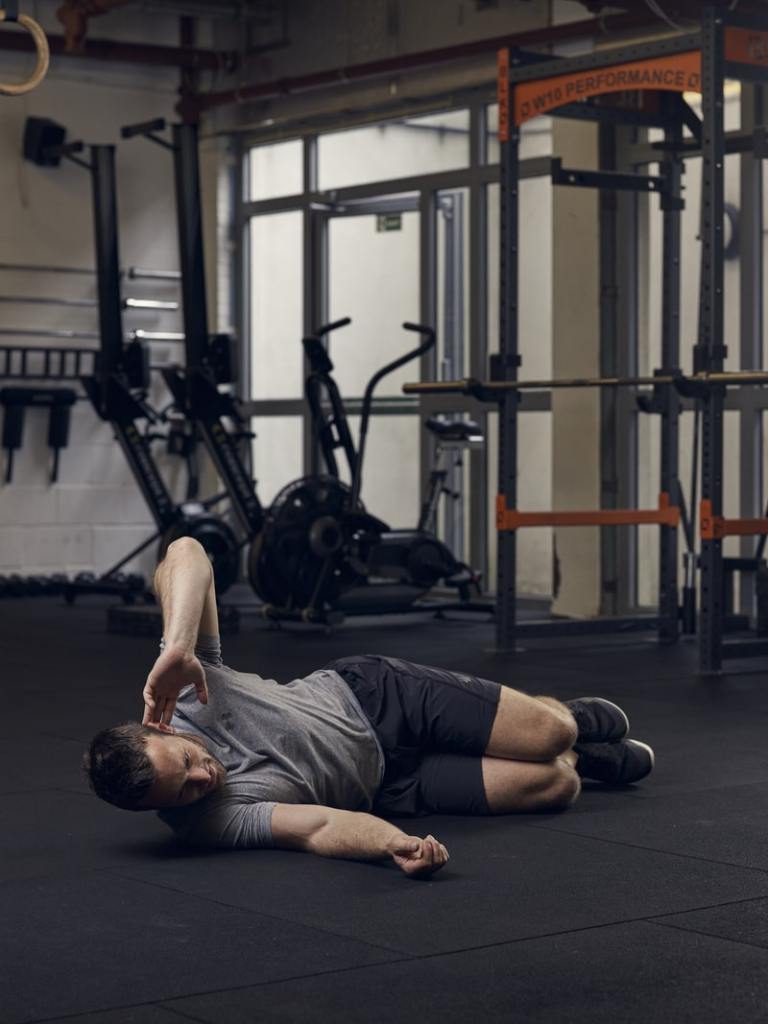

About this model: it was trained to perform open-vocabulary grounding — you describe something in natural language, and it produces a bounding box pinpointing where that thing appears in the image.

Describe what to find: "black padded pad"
[4,597,768,1023]
[163,921,768,1024]
[655,897,768,948]
[0,873,399,1022]
[112,812,768,957]
[28,1008,186,1024]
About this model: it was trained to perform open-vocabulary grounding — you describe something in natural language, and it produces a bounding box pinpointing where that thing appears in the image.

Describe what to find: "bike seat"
[424,417,484,443]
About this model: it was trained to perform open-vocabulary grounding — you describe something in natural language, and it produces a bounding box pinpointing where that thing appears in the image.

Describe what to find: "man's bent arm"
[271,804,449,879]
[142,537,218,726]
[154,536,218,649]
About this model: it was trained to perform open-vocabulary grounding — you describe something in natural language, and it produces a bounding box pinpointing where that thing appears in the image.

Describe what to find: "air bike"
[123,116,483,625]
[250,317,483,622]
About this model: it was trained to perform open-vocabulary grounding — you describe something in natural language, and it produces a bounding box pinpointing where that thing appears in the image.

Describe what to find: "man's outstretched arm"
[142,537,218,727]
[271,803,449,880]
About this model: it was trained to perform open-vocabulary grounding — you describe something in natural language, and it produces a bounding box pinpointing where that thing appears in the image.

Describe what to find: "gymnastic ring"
[0,11,50,96]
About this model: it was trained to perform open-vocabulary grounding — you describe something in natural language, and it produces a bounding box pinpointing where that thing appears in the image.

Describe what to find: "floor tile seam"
[0,865,123,891]
[158,1004,212,1024]
[18,954,422,1023]
[645,892,768,923]
[9,997,215,1024]
[101,868,414,958]
[146,906,768,1006]
[522,822,768,879]
[647,917,768,956]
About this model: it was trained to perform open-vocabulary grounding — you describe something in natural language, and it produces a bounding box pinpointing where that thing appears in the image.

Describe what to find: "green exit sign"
[377,213,402,232]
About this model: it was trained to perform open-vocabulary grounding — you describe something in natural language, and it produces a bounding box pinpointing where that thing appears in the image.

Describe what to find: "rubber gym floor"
[3,594,768,1024]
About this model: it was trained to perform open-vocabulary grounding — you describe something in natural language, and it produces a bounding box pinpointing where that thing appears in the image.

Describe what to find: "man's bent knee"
[535,711,578,761]
[539,760,581,812]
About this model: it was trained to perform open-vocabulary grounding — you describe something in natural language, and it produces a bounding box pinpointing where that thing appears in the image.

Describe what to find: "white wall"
[0,4,212,580]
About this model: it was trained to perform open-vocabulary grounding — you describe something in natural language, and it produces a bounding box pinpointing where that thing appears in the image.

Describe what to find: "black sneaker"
[565,697,630,743]
[574,739,655,785]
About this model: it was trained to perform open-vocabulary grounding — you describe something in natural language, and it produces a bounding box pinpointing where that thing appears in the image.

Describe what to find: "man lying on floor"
[84,537,654,880]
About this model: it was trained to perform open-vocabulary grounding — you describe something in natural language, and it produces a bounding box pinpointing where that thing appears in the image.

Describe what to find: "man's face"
[141,731,226,809]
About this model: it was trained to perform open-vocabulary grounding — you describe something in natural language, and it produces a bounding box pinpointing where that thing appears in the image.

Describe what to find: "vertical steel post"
[658,109,683,642]
[171,122,264,537]
[699,6,726,673]
[172,123,210,370]
[89,144,177,527]
[90,145,124,388]
[598,123,621,617]
[468,100,489,585]
[496,48,520,652]
[303,135,323,476]
[440,190,465,558]
[598,125,641,618]
[739,83,764,613]
[420,188,438,518]
[235,136,250,403]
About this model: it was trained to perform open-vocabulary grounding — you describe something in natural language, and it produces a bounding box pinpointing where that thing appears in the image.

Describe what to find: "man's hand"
[142,645,208,727]
[387,833,449,879]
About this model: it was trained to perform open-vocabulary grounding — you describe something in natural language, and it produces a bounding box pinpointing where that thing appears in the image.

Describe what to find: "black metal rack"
[402,6,768,670]
[498,5,768,671]
[494,33,695,653]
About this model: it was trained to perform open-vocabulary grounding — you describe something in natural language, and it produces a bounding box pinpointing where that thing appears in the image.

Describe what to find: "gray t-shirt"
[158,636,384,849]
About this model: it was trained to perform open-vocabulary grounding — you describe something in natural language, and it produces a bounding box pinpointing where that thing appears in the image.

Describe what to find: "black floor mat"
[3,596,768,1024]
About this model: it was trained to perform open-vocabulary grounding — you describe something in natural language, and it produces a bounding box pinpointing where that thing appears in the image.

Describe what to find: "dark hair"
[83,723,159,811]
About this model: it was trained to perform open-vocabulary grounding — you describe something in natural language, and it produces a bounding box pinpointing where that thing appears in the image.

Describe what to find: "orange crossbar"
[700,499,768,541]
[496,493,680,532]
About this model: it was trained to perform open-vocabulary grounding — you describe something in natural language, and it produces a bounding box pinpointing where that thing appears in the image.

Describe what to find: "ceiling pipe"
[0,24,237,71]
[179,10,669,119]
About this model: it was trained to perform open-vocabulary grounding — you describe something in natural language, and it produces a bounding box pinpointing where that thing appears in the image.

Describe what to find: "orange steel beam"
[700,499,768,540]
[496,493,680,532]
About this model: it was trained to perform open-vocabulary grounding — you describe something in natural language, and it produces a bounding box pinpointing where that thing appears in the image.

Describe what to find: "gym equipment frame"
[24,131,240,596]
[408,4,768,672]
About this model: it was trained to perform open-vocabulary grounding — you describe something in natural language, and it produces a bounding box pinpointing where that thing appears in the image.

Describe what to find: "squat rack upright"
[406,4,768,673]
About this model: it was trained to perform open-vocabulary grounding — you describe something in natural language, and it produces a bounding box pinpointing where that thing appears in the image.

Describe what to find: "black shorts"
[327,655,502,818]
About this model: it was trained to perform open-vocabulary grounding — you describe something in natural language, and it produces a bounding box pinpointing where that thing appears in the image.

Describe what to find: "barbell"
[403,369,768,397]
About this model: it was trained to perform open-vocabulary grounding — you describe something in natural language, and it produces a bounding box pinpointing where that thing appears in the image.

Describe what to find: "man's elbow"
[166,536,207,559]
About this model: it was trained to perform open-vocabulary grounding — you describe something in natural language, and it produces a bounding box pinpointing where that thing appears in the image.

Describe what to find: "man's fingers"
[393,836,421,856]
[195,682,208,705]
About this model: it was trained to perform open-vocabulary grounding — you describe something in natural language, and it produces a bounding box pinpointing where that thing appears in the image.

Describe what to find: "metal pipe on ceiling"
[0,24,237,71]
[180,11,669,118]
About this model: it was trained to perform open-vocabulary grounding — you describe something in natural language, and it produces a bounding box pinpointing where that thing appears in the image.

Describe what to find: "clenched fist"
[388,834,449,879]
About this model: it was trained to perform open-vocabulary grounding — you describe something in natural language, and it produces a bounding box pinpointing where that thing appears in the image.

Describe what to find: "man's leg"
[328,654,578,764]
[484,689,578,763]
[482,751,581,813]
[415,748,580,816]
